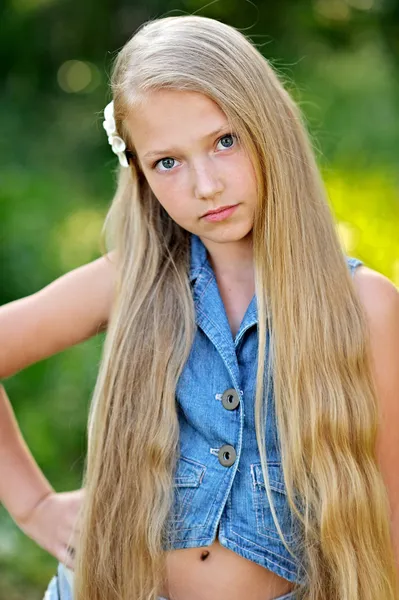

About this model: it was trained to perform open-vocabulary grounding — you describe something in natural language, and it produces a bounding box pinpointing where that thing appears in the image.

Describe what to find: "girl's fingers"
[68,528,80,546]
[59,544,75,571]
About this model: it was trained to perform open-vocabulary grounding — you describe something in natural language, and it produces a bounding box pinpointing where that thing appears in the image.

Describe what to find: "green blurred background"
[1,0,398,597]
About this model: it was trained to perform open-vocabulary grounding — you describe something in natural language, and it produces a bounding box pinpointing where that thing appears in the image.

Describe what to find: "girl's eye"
[154,157,180,172]
[216,133,237,150]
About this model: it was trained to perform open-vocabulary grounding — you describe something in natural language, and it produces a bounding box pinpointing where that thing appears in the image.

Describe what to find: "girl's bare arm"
[0,251,116,380]
[0,252,116,567]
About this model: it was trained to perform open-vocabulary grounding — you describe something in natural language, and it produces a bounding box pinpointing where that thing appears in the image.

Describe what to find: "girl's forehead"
[125,89,230,154]
[131,88,222,113]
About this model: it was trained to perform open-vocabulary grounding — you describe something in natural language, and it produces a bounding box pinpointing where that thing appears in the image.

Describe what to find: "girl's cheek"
[145,177,169,201]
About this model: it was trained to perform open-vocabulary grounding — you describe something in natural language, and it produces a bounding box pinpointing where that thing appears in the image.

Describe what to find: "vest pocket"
[251,461,298,544]
[171,455,206,530]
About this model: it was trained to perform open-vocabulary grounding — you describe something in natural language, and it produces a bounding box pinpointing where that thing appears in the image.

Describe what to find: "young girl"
[1,14,399,600]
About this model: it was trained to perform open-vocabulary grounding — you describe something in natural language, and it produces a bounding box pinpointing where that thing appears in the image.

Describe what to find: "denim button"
[218,444,237,466]
[221,388,240,410]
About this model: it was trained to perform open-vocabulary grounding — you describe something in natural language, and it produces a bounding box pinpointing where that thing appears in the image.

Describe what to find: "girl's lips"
[202,204,239,222]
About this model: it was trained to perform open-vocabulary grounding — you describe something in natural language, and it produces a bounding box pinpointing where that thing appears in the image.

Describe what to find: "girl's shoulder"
[351,263,399,340]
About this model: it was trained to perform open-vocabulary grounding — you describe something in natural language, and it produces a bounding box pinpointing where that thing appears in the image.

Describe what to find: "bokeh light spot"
[337,221,359,253]
[57,60,100,94]
[52,208,105,269]
[314,0,351,21]
[345,0,374,10]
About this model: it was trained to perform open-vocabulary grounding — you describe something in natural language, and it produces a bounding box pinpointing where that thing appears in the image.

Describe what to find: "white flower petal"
[117,152,129,167]
[103,117,116,135]
[111,136,126,153]
[104,101,114,121]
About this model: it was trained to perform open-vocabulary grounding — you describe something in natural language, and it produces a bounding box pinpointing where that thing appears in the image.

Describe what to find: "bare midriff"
[159,526,295,600]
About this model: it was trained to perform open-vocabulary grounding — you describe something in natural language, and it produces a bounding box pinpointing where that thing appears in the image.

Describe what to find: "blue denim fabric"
[43,563,73,600]
[163,234,364,585]
[43,234,363,597]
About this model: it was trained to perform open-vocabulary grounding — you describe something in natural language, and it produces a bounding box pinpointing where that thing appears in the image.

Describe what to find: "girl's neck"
[201,232,254,286]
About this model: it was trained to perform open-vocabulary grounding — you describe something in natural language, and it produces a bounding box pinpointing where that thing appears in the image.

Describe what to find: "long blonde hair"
[73,15,399,600]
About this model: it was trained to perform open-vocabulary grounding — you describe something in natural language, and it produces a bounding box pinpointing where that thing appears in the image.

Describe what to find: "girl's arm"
[0,251,116,379]
[0,252,116,567]
[353,266,399,573]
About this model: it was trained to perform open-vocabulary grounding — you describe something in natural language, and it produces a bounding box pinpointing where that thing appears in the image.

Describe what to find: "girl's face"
[126,89,258,245]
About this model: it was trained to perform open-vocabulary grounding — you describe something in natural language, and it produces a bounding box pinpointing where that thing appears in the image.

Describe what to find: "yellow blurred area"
[326,168,399,286]
[51,207,106,269]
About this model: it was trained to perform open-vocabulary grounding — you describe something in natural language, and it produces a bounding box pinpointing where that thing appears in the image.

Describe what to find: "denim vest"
[165,233,364,585]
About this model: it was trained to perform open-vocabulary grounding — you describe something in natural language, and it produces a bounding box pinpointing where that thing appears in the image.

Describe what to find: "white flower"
[110,135,126,153]
[102,100,129,167]
[104,100,114,121]
[103,116,116,136]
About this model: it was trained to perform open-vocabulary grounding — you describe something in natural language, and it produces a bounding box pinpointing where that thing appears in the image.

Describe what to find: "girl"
[1,14,399,600]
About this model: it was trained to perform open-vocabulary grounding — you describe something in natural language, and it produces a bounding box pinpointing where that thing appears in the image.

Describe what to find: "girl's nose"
[193,160,224,200]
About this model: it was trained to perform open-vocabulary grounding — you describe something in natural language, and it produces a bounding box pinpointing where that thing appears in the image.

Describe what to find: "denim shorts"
[43,562,297,600]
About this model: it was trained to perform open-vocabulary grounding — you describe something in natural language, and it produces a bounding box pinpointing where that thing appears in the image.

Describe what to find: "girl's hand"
[16,489,85,570]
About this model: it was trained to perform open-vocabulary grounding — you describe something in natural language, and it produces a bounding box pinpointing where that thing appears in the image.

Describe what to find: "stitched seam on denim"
[254,494,294,543]
[174,492,216,528]
[172,485,215,532]
[175,457,207,485]
[168,535,217,542]
[178,488,195,524]
[234,321,258,348]
[226,539,297,575]
[173,458,207,528]
[196,312,242,396]
[195,277,247,388]
[191,269,208,300]
[253,483,296,543]
[253,463,286,493]
[197,302,227,339]
[179,473,231,541]
[195,270,213,302]
[197,306,238,372]
[230,525,298,567]
[172,482,230,533]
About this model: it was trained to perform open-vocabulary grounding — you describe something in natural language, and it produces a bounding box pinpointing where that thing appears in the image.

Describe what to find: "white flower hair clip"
[103,101,130,168]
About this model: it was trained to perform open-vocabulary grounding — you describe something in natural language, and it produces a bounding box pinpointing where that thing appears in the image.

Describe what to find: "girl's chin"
[199,224,253,244]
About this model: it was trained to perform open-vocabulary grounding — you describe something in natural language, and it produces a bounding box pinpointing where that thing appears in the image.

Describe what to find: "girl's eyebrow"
[142,125,230,161]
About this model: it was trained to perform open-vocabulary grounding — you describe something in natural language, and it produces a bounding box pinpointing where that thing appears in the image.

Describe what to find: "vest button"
[218,444,237,467]
[221,388,240,411]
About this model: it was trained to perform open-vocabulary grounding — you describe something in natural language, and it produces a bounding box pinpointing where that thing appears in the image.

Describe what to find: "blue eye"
[155,157,178,172]
[217,134,236,149]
